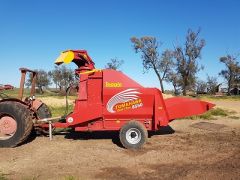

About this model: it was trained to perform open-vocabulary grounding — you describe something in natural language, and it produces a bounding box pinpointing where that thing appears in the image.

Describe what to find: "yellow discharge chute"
[55,51,75,65]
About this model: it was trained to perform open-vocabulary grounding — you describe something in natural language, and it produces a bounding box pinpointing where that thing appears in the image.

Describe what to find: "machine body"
[52,50,215,132]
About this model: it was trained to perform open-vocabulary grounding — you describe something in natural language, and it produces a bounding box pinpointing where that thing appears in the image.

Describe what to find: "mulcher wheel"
[119,121,148,149]
[0,101,33,147]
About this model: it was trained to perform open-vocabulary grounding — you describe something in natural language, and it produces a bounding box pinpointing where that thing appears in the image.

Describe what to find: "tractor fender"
[0,98,29,107]
[32,99,44,111]
[0,98,44,111]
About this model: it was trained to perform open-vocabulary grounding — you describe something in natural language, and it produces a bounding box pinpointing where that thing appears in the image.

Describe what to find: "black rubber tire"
[119,121,148,149]
[36,103,52,119]
[0,101,33,147]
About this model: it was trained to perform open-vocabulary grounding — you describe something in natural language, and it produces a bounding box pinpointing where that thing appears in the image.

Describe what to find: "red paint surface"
[51,50,215,131]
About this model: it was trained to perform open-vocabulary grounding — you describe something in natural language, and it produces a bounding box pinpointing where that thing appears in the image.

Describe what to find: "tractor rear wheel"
[0,101,33,147]
[119,121,148,149]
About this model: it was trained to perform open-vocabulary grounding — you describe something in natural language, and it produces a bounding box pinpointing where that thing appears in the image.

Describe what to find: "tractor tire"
[119,121,148,149]
[36,103,52,119]
[0,101,33,147]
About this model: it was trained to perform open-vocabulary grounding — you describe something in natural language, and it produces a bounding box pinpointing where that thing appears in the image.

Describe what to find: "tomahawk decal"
[107,88,143,113]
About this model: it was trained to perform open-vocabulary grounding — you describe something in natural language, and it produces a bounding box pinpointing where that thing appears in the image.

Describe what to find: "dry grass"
[39,97,74,107]
[162,93,174,99]
[199,95,240,101]
[185,108,239,120]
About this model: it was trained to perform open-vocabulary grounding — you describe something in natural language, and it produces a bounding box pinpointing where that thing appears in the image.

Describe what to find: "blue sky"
[0,0,239,89]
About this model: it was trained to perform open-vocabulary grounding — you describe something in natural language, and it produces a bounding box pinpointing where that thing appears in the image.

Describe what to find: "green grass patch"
[1,88,48,98]
[209,108,228,116]
[1,89,20,98]
[0,172,8,180]
[49,105,73,117]
[22,176,39,180]
[229,116,240,120]
[185,108,236,120]
[64,175,76,180]
[1,88,77,99]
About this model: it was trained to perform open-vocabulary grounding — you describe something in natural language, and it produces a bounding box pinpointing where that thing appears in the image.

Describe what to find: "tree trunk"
[173,85,178,95]
[182,80,187,96]
[182,76,188,96]
[39,86,43,94]
[159,78,165,94]
[153,66,165,93]
[182,87,187,96]
[227,75,232,96]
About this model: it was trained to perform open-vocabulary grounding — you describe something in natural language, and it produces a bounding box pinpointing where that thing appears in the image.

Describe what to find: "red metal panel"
[103,119,152,130]
[152,88,170,129]
[102,70,152,121]
[78,79,87,100]
[103,69,143,88]
[67,72,103,125]
[75,120,104,131]
[101,70,156,130]
[165,97,215,120]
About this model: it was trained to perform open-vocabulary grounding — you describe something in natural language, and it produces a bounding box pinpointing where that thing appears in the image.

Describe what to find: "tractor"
[0,68,51,147]
[0,50,214,149]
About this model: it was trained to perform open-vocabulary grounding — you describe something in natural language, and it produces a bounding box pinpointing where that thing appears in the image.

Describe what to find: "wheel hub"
[0,116,17,139]
[126,128,141,145]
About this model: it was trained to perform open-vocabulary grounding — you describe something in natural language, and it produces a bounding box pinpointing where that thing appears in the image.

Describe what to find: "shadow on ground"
[149,125,175,137]
[54,125,176,148]
[64,130,123,147]
[19,130,37,147]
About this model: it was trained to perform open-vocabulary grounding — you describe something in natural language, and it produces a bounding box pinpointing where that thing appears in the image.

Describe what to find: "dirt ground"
[0,99,240,180]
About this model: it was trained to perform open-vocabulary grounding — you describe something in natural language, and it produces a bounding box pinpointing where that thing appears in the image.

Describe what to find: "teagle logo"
[105,82,122,88]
